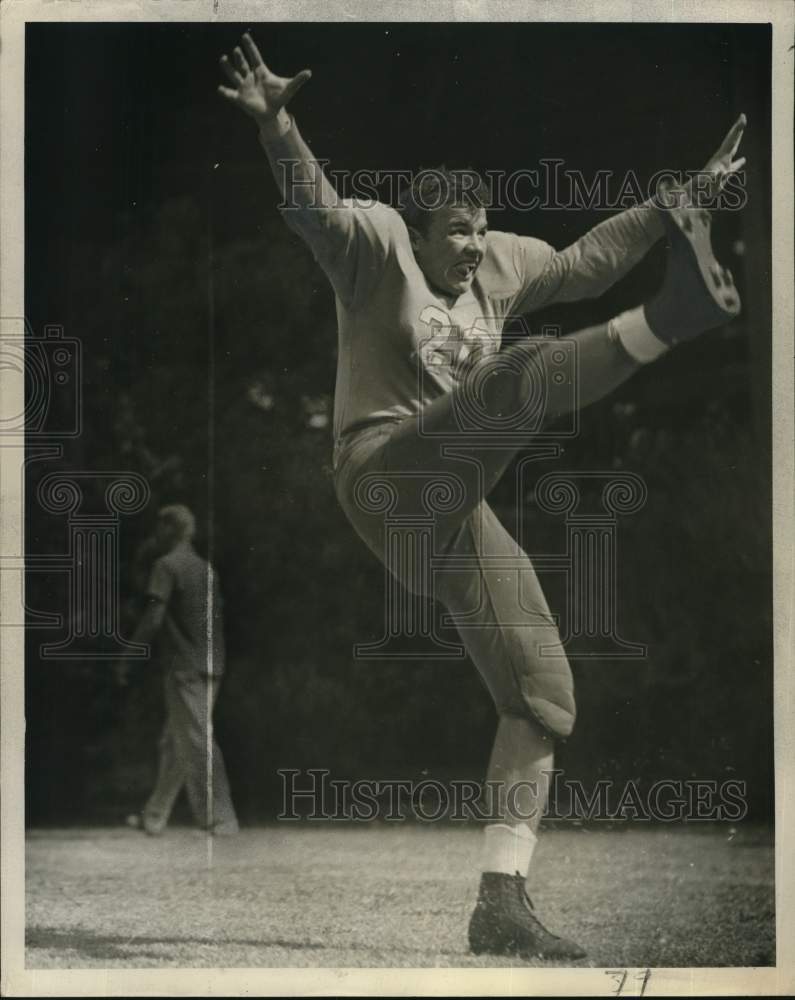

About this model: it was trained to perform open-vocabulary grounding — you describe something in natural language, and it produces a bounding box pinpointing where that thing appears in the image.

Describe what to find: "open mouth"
[453,260,479,281]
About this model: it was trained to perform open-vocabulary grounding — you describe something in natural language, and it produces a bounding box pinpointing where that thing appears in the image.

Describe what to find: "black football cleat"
[644,186,741,348]
[468,872,587,961]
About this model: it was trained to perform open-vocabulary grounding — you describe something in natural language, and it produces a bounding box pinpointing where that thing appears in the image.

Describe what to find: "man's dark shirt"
[146,541,225,676]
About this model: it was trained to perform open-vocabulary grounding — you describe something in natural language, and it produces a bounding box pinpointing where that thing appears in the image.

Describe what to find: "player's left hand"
[699,113,747,190]
[656,114,747,210]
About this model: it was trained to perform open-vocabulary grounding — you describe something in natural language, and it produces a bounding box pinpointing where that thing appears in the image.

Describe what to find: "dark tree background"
[24,22,772,824]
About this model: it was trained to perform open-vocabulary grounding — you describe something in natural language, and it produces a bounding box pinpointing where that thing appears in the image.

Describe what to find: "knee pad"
[496,648,576,740]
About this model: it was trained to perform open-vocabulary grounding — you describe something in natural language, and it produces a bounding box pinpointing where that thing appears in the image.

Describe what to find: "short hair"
[157,504,196,541]
[398,166,491,236]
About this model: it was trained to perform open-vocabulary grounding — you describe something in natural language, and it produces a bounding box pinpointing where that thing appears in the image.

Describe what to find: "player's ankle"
[481,822,537,878]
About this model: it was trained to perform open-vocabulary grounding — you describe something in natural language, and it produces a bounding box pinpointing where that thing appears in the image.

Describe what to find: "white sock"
[482,822,537,878]
[608,306,669,364]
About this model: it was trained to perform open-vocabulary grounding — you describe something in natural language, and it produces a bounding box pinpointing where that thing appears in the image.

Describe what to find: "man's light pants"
[143,671,238,833]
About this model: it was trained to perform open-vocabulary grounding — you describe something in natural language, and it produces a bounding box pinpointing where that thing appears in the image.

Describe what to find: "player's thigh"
[335,422,508,593]
[434,502,576,739]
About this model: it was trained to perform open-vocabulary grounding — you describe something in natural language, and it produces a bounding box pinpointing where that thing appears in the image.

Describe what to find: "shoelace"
[518,883,562,942]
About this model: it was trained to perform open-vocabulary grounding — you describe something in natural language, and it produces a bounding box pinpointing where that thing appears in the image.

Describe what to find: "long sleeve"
[259,113,341,214]
[259,116,395,308]
[513,202,665,314]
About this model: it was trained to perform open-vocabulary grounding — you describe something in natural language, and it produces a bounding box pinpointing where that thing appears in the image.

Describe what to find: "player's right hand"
[218,33,312,124]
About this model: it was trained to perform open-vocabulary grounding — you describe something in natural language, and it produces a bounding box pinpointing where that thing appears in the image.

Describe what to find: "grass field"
[25,823,775,969]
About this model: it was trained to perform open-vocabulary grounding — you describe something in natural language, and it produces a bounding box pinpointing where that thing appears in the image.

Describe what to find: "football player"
[219,32,746,960]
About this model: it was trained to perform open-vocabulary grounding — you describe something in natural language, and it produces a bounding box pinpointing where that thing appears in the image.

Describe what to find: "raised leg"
[380,321,637,548]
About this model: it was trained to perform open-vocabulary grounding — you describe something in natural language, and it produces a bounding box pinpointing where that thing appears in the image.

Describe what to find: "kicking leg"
[382,319,639,535]
[383,191,741,531]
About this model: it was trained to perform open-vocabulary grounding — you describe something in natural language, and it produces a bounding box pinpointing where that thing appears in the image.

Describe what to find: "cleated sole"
[666,204,741,318]
[645,184,743,345]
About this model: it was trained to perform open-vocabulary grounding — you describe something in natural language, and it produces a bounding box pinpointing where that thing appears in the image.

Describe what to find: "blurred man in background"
[125,504,238,837]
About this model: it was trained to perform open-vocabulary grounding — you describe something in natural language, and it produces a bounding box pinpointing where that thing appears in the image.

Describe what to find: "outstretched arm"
[218,32,337,211]
[218,33,395,307]
[516,115,748,313]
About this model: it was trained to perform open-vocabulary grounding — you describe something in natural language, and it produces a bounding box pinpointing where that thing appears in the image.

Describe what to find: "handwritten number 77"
[606,969,652,996]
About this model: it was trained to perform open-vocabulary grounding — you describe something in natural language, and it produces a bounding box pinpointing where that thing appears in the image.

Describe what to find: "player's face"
[411,205,488,298]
